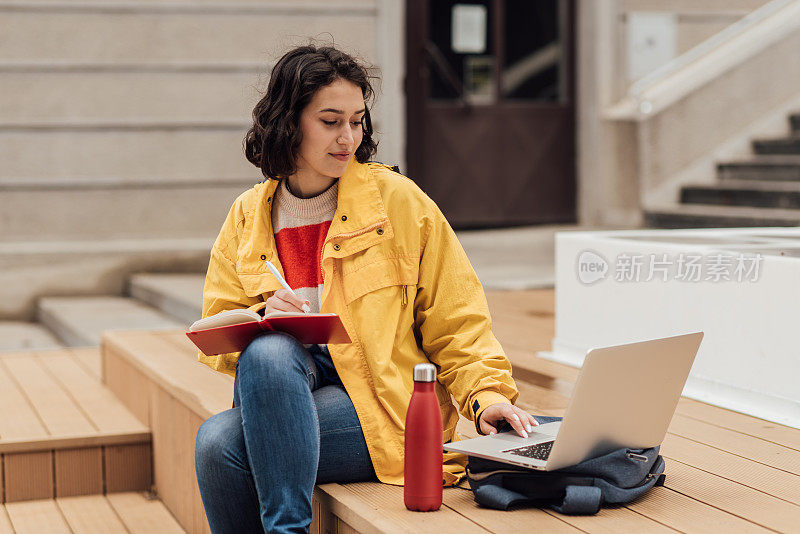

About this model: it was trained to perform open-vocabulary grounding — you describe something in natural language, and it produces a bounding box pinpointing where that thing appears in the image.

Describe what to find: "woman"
[194,44,536,533]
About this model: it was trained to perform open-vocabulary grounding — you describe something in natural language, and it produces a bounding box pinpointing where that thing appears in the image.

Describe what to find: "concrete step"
[38,295,186,347]
[0,321,64,352]
[717,156,800,182]
[644,204,800,229]
[0,127,260,182]
[752,136,800,155]
[681,180,800,209]
[128,273,204,325]
[0,237,212,320]
[0,178,251,241]
[0,7,375,64]
[0,71,257,124]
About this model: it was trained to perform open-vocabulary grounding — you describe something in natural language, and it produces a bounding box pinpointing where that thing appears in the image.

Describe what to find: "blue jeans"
[195,332,377,533]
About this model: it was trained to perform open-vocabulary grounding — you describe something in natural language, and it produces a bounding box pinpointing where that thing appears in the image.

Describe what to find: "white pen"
[264,259,311,313]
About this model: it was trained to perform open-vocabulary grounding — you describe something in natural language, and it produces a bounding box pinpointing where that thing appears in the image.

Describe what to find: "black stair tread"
[647,203,800,221]
[718,155,800,166]
[752,134,800,142]
[717,157,800,181]
[682,180,800,192]
[752,137,800,154]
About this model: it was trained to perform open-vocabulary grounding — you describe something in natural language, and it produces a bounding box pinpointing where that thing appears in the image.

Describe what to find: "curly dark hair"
[244,45,380,180]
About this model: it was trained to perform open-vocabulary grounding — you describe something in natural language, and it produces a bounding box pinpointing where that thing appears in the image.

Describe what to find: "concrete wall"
[0,0,407,318]
[621,0,770,56]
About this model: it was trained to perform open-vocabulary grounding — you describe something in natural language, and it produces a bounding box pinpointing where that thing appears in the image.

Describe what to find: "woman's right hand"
[265,289,310,314]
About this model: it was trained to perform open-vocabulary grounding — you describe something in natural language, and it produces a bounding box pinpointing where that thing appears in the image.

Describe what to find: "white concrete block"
[547,227,800,428]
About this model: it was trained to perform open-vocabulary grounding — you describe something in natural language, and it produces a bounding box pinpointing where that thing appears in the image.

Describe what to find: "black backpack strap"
[474,485,530,510]
[550,485,603,515]
[371,161,401,174]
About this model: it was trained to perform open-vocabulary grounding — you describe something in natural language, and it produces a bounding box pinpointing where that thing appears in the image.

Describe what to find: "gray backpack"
[464,416,666,515]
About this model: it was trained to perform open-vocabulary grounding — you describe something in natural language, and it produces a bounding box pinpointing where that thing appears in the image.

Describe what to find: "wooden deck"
[101,289,800,533]
[0,492,183,533]
[0,348,152,502]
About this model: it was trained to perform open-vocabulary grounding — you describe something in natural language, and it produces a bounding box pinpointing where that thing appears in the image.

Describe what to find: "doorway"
[405,0,576,228]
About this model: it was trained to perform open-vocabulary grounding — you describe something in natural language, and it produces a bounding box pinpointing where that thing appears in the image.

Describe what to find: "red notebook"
[186,309,351,356]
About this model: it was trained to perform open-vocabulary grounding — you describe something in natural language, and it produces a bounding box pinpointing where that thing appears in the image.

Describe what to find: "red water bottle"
[404,363,443,511]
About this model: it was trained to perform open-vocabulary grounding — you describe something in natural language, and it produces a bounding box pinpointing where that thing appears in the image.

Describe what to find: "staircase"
[1,273,205,352]
[0,268,209,533]
[0,0,286,322]
[0,344,186,531]
[646,112,800,228]
[0,272,201,531]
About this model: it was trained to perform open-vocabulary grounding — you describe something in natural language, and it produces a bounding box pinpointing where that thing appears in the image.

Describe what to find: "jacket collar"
[237,159,394,296]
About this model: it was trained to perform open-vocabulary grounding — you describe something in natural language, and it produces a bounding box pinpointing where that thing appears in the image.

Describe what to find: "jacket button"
[341,215,347,221]
[376,228,384,235]
[333,244,341,251]
[260,254,266,260]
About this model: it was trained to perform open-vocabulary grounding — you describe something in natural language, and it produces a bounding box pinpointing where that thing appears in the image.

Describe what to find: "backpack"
[464,417,666,515]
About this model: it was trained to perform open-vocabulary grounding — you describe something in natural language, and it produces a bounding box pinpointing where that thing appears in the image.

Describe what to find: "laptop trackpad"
[532,422,560,436]
[492,421,561,443]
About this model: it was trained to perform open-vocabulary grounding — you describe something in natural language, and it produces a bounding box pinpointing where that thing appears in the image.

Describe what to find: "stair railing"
[600,0,800,213]
[608,0,800,120]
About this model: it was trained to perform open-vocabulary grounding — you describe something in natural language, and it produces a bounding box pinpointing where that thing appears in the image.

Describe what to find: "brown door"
[406,0,576,229]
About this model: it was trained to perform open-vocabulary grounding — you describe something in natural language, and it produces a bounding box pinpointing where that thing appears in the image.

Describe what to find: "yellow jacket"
[199,159,519,485]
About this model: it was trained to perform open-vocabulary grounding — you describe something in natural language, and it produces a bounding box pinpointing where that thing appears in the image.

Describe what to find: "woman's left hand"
[478,402,538,438]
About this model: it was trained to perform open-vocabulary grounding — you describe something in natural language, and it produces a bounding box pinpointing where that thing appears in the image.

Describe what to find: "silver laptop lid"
[545,331,703,470]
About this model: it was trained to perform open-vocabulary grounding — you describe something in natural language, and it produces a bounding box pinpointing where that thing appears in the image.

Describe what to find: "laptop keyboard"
[503,440,554,461]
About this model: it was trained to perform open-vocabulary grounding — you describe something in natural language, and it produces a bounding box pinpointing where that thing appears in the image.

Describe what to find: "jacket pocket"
[341,255,419,306]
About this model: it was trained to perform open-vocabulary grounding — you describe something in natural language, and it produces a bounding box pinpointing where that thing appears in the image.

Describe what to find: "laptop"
[443,332,703,471]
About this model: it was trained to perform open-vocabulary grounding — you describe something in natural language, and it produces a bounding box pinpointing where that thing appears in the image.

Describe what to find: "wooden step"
[1,492,184,533]
[101,288,800,533]
[0,348,151,502]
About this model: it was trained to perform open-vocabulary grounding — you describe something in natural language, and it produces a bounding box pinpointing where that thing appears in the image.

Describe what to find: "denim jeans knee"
[195,409,243,476]
[237,332,319,392]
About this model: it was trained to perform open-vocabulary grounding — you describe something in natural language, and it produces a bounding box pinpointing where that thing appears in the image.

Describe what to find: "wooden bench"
[101,290,800,533]
[0,348,151,503]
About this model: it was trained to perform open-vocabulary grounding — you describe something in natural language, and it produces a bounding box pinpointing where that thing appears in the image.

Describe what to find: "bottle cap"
[413,363,436,382]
